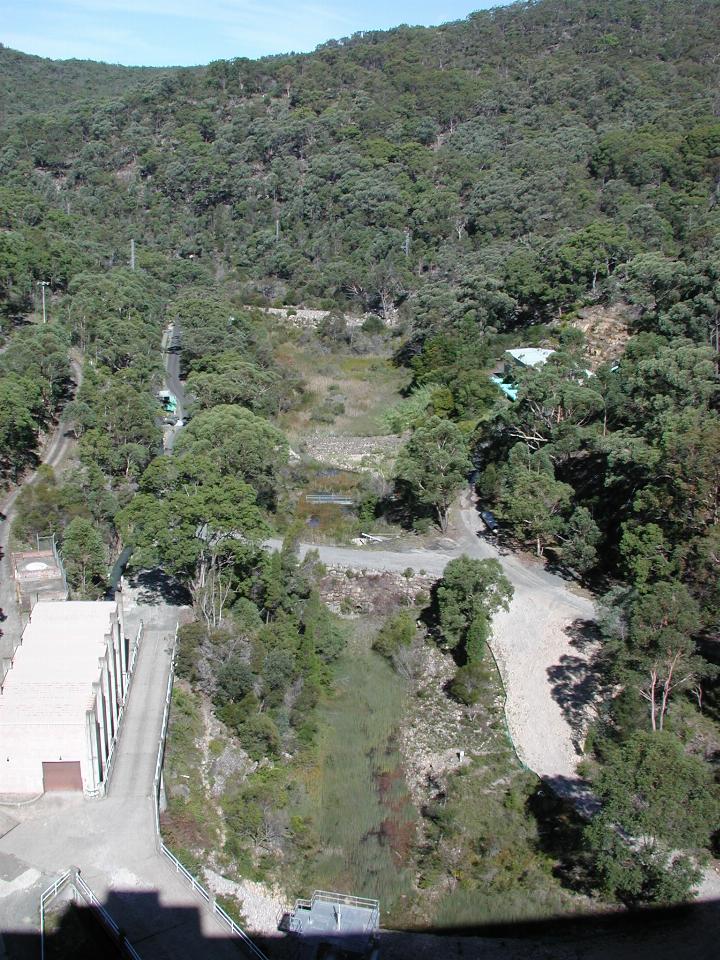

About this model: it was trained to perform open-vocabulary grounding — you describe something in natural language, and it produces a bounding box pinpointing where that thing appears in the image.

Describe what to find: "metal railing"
[87,620,144,798]
[151,628,269,960]
[73,871,143,960]
[287,889,380,936]
[40,867,143,960]
[40,867,72,960]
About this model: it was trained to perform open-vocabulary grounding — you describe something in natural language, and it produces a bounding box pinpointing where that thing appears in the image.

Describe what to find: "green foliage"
[448,661,492,706]
[382,382,441,432]
[175,622,207,683]
[395,416,471,531]
[215,656,255,707]
[12,465,87,544]
[435,555,513,663]
[174,404,288,507]
[237,714,282,760]
[585,731,720,903]
[61,517,106,598]
[3,0,720,921]
[372,609,417,661]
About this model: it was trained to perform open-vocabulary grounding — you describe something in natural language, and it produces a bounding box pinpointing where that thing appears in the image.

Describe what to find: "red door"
[42,761,82,792]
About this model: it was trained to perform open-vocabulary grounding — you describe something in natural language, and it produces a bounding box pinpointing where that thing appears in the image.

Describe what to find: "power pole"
[37,281,49,324]
[130,238,136,271]
[403,227,411,258]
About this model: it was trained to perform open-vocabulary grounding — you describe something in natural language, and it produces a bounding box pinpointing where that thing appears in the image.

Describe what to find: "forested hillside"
[1,0,719,923]
[0,45,167,125]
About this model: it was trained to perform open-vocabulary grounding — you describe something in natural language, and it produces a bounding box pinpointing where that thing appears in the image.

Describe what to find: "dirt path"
[273,491,720,901]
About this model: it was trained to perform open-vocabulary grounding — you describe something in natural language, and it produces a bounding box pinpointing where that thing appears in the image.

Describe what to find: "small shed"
[282,890,380,958]
[11,541,68,614]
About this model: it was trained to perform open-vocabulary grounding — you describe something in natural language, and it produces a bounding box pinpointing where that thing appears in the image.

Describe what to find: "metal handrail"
[287,889,381,936]
[39,868,142,960]
[310,890,380,910]
[73,872,143,960]
[101,620,144,793]
[86,620,144,799]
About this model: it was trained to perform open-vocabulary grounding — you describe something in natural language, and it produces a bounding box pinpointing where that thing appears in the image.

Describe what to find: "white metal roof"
[0,602,116,726]
[506,348,555,367]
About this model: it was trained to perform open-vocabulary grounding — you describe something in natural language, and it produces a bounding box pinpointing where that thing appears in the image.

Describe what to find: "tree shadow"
[127,569,191,606]
[547,619,609,753]
[541,772,601,819]
[527,778,593,892]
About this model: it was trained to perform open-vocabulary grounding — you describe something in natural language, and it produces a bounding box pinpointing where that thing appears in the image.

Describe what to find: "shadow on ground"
[4,887,720,960]
[127,569,191,607]
[547,618,610,754]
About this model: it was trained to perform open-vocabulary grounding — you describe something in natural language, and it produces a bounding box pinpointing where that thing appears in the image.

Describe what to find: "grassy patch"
[277,344,409,440]
[291,622,418,919]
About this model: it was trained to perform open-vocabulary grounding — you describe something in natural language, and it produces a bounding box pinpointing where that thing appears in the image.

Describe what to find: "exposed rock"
[169,782,191,802]
[320,567,434,617]
[258,305,398,328]
[208,740,255,798]
[572,303,632,368]
[302,432,404,473]
[204,868,289,936]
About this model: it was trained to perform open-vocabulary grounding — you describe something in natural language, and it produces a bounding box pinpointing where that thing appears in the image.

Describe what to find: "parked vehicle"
[157,390,178,414]
[480,509,500,534]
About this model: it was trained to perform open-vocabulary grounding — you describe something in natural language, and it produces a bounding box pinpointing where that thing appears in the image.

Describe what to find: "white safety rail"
[40,867,143,960]
[152,628,269,960]
[74,872,144,960]
[40,868,72,960]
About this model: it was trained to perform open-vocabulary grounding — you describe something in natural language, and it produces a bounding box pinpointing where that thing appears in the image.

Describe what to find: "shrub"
[239,714,281,759]
[176,621,207,681]
[215,655,255,707]
[361,314,385,334]
[373,610,416,661]
[449,662,492,706]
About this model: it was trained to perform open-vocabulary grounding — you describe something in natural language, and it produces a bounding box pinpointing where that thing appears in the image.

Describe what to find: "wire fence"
[485,636,531,773]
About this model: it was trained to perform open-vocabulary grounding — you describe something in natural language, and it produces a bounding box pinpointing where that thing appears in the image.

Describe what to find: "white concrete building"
[0,599,138,796]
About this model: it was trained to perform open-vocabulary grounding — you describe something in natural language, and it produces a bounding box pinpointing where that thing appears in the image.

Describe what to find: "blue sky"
[2,1,514,67]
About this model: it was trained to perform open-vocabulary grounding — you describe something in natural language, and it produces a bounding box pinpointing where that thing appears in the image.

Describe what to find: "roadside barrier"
[100,620,144,795]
